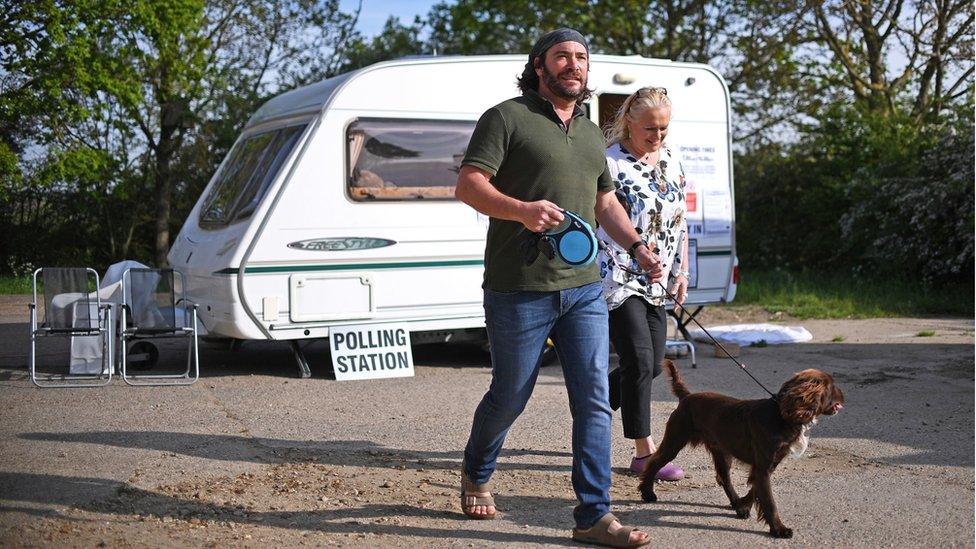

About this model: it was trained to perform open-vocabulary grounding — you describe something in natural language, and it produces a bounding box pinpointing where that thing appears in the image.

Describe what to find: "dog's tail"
[663,359,691,400]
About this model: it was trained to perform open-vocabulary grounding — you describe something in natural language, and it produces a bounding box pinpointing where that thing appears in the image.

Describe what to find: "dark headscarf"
[528,28,589,67]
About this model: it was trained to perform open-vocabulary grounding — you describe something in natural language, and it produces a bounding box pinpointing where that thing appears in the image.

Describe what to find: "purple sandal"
[629,454,685,481]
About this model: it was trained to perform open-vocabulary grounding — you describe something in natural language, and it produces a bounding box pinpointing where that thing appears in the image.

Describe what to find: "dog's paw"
[639,487,657,503]
[770,526,793,538]
[732,503,750,519]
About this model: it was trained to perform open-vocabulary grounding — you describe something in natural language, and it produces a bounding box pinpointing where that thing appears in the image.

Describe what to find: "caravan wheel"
[127,341,159,371]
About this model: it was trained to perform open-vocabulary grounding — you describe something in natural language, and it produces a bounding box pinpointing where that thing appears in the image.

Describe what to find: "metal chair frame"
[665,312,697,368]
[119,268,199,386]
[29,268,114,388]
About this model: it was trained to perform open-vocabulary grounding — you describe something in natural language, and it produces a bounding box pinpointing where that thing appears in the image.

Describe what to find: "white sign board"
[329,322,415,380]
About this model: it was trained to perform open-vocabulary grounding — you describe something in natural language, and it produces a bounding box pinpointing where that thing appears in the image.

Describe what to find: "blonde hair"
[604,87,672,146]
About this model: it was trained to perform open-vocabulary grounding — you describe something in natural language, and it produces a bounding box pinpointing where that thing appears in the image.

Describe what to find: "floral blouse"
[596,142,688,309]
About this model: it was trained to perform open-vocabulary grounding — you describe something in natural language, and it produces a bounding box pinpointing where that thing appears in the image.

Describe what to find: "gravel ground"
[0,294,973,548]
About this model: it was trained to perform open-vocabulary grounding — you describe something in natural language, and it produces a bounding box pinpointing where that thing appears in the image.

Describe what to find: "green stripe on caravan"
[210,253,731,275]
[213,259,485,275]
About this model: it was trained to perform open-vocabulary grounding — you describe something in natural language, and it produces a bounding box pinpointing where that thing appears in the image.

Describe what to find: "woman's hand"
[670,275,689,304]
[633,245,663,283]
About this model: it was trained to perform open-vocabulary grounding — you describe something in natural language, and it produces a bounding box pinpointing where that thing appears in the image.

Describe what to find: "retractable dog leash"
[523,210,598,268]
[598,241,779,399]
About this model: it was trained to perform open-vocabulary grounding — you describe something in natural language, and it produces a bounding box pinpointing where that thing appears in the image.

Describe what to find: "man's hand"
[454,166,567,233]
[518,200,565,232]
[633,245,664,283]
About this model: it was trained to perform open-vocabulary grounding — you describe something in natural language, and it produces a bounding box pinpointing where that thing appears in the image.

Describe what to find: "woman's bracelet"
[627,240,647,258]
[675,270,690,278]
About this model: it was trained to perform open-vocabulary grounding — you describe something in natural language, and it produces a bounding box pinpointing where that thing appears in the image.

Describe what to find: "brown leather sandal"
[571,512,650,548]
[460,473,496,520]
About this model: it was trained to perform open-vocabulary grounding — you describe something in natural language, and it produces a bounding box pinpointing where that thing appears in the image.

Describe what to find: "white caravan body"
[169,54,737,342]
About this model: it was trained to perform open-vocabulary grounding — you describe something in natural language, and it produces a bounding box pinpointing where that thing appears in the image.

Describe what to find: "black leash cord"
[600,242,778,398]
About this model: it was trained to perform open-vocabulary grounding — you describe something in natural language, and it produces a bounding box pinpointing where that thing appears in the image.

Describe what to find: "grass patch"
[831,335,845,342]
[0,275,97,295]
[735,269,973,319]
[916,330,935,337]
[0,275,33,295]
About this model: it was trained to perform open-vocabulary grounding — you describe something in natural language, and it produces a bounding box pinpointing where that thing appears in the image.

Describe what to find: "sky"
[340,0,438,37]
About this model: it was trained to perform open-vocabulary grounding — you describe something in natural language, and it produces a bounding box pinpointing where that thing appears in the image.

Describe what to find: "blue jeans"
[463,281,611,529]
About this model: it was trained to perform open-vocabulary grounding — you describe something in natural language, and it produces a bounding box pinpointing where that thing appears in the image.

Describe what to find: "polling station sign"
[329,323,414,381]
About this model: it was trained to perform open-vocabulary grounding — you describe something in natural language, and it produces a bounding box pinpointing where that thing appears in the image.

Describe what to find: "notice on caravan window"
[679,141,731,236]
[329,323,415,381]
[678,143,714,221]
[679,144,718,182]
[704,189,733,234]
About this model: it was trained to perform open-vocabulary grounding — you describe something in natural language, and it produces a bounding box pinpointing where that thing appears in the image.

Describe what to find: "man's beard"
[542,65,587,101]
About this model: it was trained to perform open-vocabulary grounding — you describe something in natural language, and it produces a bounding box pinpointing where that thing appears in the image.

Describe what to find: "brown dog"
[638,360,844,538]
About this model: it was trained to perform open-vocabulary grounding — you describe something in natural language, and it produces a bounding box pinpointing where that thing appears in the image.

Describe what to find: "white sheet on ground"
[688,323,813,346]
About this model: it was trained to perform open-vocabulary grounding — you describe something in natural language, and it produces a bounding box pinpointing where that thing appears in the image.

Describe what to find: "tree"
[424,0,812,145]
[806,0,974,120]
[1,0,362,267]
[340,16,426,73]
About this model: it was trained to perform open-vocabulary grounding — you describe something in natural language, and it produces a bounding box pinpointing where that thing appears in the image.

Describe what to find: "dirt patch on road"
[1,445,882,548]
[0,295,30,322]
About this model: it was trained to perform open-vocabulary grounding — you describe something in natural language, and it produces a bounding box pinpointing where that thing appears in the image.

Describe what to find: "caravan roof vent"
[613,73,636,85]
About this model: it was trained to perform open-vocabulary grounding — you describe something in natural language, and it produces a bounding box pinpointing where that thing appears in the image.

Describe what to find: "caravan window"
[199,124,306,228]
[347,119,474,201]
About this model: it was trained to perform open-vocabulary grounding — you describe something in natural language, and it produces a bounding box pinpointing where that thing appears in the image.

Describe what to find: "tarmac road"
[0,295,973,548]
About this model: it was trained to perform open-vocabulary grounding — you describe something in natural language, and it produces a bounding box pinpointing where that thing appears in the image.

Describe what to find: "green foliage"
[736,269,974,319]
[735,104,974,284]
[840,111,975,282]
[1,0,363,272]
[0,142,19,201]
[425,0,810,145]
[341,17,426,71]
[1,143,151,269]
[0,276,33,295]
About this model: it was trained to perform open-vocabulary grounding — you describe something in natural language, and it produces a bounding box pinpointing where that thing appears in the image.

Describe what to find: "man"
[455,28,663,548]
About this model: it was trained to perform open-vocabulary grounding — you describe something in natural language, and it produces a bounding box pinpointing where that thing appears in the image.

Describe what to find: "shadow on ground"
[0,321,492,380]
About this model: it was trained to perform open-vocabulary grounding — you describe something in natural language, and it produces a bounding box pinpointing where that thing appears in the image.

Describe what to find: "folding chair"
[29,268,113,387]
[119,268,199,386]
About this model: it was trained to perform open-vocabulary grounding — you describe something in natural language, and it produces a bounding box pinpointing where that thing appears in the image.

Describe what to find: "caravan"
[168,54,738,375]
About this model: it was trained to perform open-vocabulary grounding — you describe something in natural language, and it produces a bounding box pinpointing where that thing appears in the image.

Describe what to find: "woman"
[596,86,689,480]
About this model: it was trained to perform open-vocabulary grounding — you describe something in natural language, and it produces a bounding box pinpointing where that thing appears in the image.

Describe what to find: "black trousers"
[608,296,667,440]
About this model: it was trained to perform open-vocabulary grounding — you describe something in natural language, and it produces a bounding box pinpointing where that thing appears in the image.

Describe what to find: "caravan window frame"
[345,117,475,202]
[198,121,308,230]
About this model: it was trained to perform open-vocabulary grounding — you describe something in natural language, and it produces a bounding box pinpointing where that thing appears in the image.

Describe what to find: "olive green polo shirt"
[463,89,613,292]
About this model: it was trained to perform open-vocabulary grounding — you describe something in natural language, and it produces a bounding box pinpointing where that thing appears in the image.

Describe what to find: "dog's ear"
[778,370,828,424]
